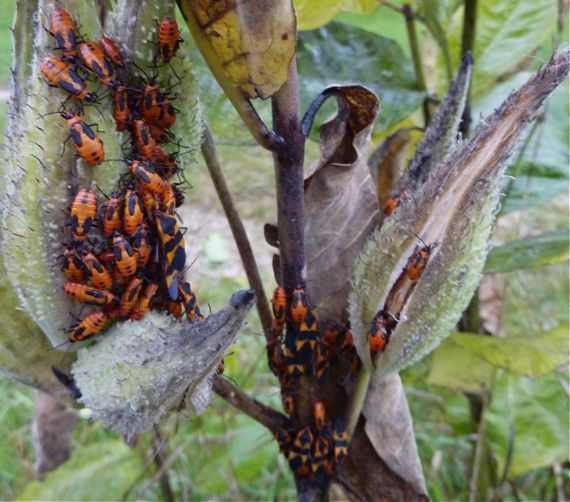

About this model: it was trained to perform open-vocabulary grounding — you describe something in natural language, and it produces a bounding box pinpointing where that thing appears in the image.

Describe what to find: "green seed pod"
[349,49,569,381]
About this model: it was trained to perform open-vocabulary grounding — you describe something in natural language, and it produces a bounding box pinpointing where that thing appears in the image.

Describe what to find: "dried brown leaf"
[303,85,380,322]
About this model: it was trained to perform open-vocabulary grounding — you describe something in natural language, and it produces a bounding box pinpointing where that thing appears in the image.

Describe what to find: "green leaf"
[484,229,570,274]
[444,0,558,96]
[294,0,380,31]
[427,338,495,393]
[449,326,569,378]
[485,372,569,478]
[297,22,423,134]
[18,440,144,501]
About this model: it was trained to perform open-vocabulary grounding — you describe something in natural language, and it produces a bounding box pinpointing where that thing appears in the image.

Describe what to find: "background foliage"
[0,0,568,499]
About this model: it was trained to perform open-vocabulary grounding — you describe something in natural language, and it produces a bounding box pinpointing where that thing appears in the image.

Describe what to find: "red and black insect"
[157,16,182,62]
[131,224,153,268]
[129,160,169,195]
[62,111,105,165]
[100,191,123,237]
[405,242,433,281]
[178,281,203,321]
[332,420,348,466]
[70,188,97,241]
[133,118,156,161]
[123,186,145,236]
[48,9,79,60]
[289,425,313,477]
[112,84,130,131]
[99,36,124,67]
[67,310,109,343]
[155,210,186,300]
[368,310,393,353]
[383,190,411,216]
[61,246,85,282]
[78,40,114,87]
[63,282,117,307]
[82,251,113,290]
[112,231,138,281]
[130,282,159,321]
[119,274,145,317]
[290,287,310,324]
[40,56,96,102]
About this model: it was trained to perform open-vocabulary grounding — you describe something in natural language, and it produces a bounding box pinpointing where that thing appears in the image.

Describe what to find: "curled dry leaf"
[349,49,569,379]
[178,0,296,99]
[73,290,256,439]
[303,85,380,322]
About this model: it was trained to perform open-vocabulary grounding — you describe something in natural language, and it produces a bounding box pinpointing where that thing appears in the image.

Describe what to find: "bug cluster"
[267,286,357,481]
[41,9,200,344]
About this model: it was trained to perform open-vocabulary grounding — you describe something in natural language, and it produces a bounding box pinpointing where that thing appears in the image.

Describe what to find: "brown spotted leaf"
[303,85,380,322]
[179,0,296,99]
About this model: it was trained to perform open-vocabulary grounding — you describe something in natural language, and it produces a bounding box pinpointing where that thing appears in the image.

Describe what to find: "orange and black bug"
[383,190,411,216]
[157,16,182,62]
[313,401,326,431]
[70,188,97,241]
[283,344,305,378]
[313,342,328,380]
[129,160,169,195]
[61,247,85,282]
[290,288,310,324]
[311,434,332,480]
[130,282,159,321]
[63,282,117,307]
[148,123,172,144]
[112,84,130,131]
[123,186,145,236]
[172,184,185,208]
[272,287,286,337]
[289,425,313,476]
[133,118,157,161]
[281,376,296,415]
[67,310,109,343]
[178,281,203,321]
[99,36,124,67]
[119,275,145,317]
[266,338,284,376]
[112,232,138,279]
[332,420,348,466]
[82,251,113,290]
[48,9,79,60]
[166,300,183,317]
[156,101,177,129]
[131,224,153,268]
[275,425,294,457]
[100,191,123,237]
[97,248,115,265]
[78,40,114,87]
[368,310,392,353]
[61,111,105,165]
[155,146,179,179]
[288,309,318,356]
[138,189,159,220]
[155,211,186,299]
[158,182,176,215]
[40,56,96,102]
[406,243,433,281]
[140,82,168,124]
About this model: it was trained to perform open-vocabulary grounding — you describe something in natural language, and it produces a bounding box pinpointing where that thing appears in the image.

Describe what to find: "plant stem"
[403,4,431,126]
[212,378,286,433]
[460,0,478,137]
[271,56,306,291]
[201,125,273,338]
[346,366,371,437]
[151,428,175,502]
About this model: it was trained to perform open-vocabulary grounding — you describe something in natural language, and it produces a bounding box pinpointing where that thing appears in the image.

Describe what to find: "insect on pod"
[112,85,130,131]
[178,281,203,321]
[61,246,85,282]
[70,188,97,241]
[112,232,138,280]
[129,160,169,195]
[61,111,105,165]
[123,186,145,236]
[40,56,96,102]
[78,40,114,87]
[130,282,159,321]
[157,16,183,62]
[99,36,124,67]
[100,192,123,237]
[131,224,153,268]
[67,310,109,343]
[133,118,156,161]
[63,282,117,307]
[81,251,113,290]
[290,287,310,324]
[48,9,79,60]
[155,211,186,300]
[118,274,145,317]
[289,426,313,476]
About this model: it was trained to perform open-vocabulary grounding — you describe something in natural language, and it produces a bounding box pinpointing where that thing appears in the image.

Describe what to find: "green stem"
[346,366,371,437]
[403,3,431,126]
[459,0,478,137]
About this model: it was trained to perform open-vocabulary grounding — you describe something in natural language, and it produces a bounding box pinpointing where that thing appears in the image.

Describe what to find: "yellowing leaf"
[295,0,380,31]
[180,0,296,99]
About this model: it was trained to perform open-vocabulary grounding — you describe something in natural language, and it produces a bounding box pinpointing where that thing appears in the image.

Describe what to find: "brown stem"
[403,4,431,126]
[151,428,175,502]
[212,378,286,433]
[201,126,273,338]
[271,56,306,291]
[460,0,478,137]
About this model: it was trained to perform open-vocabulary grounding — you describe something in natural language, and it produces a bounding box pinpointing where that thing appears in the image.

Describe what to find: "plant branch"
[151,427,175,502]
[271,56,306,291]
[460,0,478,137]
[201,125,274,338]
[403,4,431,126]
[212,378,286,433]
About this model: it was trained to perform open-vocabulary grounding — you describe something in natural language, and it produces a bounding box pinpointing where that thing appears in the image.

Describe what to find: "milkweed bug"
[290,288,310,324]
[406,242,434,281]
[383,190,411,216]
[130,282,159,321]
[100,191,123,237]
[311,434,332,481]
[155,101,177,129]
[166,300,183,317]
[178,281,203,321]
[61,111,105,165]
[40,56,96,102]
[281,377,295,415]
[112,232,138,279]
[155,210,186,273]
[123,187,145,236]
[368,310,393,353]
[63,282,117,307]
[138,189,159,220]
[119,274,145,317]
[283,344,305,378]
[70,188,97,241]
[131,224,153,268]
[157,16,182,62]
[78,40,114,87]
[289,425,313,476]
[155,146,180,179]
[81,251,113,290]
[61,246,85,282]
[112,84,130,131]
[133,118,156,161]
[129,160,169,195]
[48,9,79,60]
[332,420,348,465]
[275,425,294,457]
[67,310,109,343]
[159,182,176,215]
[272,287,286,336]
[148,123,172,144]
[140,82,166,123]
[313,401,326,431]
[99,36,124,67]
[313,342,329,380]
[266,338,284,377]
